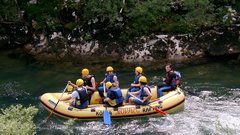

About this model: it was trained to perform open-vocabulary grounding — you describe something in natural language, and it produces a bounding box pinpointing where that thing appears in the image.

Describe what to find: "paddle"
[103,83,111,125]
[44,83,69,123]
[128,93,167,116]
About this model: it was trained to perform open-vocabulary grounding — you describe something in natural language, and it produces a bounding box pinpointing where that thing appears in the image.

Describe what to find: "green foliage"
[236,1,240,12]
[0,0,239,41]
[0,0,21,22]
[124,0,170,37]
[0,104,38,135]
[83,0,122,22]
[183,0,216,32]
[20,0,65,29]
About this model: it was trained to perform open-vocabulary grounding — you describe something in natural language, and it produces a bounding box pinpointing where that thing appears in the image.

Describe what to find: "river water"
[0,50,240,135]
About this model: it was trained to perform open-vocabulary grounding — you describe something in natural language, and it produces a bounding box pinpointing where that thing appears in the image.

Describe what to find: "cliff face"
[1,24,240,63]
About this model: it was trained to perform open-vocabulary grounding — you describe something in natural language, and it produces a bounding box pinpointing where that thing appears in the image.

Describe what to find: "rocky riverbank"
[1,24,240,65]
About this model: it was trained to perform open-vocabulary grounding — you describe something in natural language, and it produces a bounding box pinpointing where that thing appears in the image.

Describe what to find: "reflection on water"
[0,50,240,134]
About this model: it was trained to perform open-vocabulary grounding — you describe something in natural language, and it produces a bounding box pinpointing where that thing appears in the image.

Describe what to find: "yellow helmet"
[135,66,143,73]
[81,68,89,76]
[106,66,113,72]
[139,76,147,83]
[105,82,112,89]
[76,79,84,86]
[67,85,73,92]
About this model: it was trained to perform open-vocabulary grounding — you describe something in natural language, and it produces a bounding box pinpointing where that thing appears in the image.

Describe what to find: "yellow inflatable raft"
[40,86,185,119]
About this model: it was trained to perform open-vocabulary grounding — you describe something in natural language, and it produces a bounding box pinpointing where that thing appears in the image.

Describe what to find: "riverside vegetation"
[0,0,239,46]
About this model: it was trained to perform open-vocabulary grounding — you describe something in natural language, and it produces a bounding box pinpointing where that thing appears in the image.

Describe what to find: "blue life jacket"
[133,74,141,84]
[140,85,151,100]
[110,87,124,105]
[105,73,118,83]
[75,87,89,106]
[171,71,181,87]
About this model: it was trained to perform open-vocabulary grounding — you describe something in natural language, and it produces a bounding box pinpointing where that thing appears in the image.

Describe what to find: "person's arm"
[142,87,152,102]
[60,95,72,101]
[86,77,96,91]
[68,81,78,89]
[128,89,140,96]
[131,82,140,87]
[100,78,106,84]
[104,90,113,102]
[112,76,119,87]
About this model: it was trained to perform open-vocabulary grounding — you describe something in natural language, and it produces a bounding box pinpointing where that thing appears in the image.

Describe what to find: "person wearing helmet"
[67,85,74,94]
[157,63,181,97]
[60,79,89,109]
[128,76,152,105]
[103,82,124,107]
[81,68,97,103]
[125,66,143,103]
[98,66,119,101]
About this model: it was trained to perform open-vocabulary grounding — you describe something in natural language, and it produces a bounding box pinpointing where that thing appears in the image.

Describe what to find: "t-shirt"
[71,91,80,99]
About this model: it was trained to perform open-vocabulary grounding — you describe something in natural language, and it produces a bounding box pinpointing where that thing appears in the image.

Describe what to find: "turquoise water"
[0,50,240,135]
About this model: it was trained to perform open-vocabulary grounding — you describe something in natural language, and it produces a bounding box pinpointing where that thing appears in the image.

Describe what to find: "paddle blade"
[103,110,111,125]
[153,107,167,116]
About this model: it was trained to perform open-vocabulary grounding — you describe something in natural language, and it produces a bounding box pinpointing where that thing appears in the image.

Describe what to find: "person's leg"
[87,90,94,104]
[77,100,89,109]
[98,85,104,98]
[132,97,149,105]
[125,87,131,103]
[70,101,75,107]
[126,87,140,103]
[157,86,172,97]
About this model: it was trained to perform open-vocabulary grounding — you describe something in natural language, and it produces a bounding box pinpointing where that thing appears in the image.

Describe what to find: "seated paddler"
[103,82,124,107]
[128,76,152,105]
[60,79,89,109]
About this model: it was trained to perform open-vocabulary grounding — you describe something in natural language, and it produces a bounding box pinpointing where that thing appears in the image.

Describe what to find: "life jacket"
[109,87,124,105]
[174,71,181,86]
[75,87,89,106]
[83,75,94,87]
[105,73,119,83]
[167,71,181,88]
[133,74,141,84]
[140,85,151,100]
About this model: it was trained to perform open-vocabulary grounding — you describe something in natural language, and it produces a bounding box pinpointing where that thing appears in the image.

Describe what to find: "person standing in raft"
[125,66,143,103]
[104,82,124,107]
[81,68,97,103]
[128,76,152,105]
[98,66,119,102]
[60,79,89,109]
[157,63,181,98]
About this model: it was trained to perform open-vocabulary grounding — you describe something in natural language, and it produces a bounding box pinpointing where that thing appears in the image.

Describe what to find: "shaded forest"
[0,0,239,46]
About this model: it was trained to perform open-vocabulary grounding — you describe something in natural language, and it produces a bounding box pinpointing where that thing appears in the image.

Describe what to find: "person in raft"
[125,66,143,103]
[157,63,181,98]
[103,82,124,107]
[98,66,119,101]
[60,79,89,109]
[81,68,97,103]
[128,76,152,105]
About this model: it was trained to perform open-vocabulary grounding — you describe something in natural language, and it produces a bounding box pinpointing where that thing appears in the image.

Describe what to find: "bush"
[0,104,38,135]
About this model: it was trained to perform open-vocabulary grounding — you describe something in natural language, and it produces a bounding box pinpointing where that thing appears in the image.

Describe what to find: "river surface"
[0,50,240,135]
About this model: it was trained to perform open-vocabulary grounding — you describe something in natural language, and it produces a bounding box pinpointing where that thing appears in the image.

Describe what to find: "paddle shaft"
[128,93,167,116]
[44,84,68,123]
